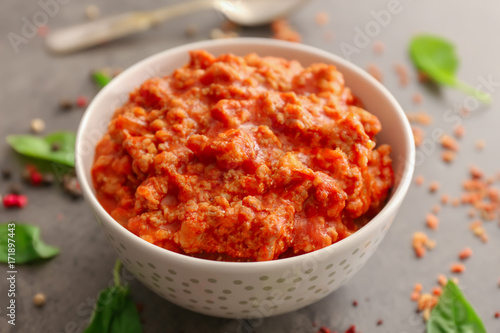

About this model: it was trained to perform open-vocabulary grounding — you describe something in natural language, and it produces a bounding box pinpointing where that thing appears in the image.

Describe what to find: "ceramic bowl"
[75,38,414,319]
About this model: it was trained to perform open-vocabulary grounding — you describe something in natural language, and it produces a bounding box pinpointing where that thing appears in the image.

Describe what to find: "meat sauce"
[91,50,394,261]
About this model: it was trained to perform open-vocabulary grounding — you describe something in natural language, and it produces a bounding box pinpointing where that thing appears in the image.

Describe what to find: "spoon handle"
[46,0,214,54]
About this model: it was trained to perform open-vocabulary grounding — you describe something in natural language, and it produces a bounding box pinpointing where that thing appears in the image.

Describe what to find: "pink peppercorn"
[3,194,28,208]
[31,171,43,186]
[76,96,88,108]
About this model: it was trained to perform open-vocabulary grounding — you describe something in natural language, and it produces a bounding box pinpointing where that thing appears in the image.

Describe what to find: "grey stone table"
[1,0,499,332]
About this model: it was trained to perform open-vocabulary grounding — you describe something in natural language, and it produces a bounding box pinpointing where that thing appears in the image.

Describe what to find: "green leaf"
[427,280,487,333]
[7,131,76,167]
[93,71,112,89]
[84,261,142,333]
[409,34,492,104]
[0,223,60,264]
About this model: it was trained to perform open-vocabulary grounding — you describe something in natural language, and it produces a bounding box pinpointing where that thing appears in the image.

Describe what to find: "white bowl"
[76,38,414,319]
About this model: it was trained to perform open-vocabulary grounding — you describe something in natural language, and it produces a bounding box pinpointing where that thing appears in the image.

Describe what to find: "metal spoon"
[45,0,308,54]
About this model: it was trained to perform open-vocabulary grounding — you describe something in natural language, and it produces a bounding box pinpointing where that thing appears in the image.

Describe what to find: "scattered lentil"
[367,63,383,82]
[415,175,425,186]
[33,293,46,307]
[437,274,447,287]
[475,139,486,150]
[453,124,465,138]
[412,93,423,104]
[469,165,484,179]
[30,118,45,133]
[429,181,440,193]
[440,134,459,151]
[394,63,409,87]
[426,213,439,230]
[372,41,385,54]
[272,19,301,42]
[431,286,442,296]
[450,263,465,274]
[440,193,449,205]
[376,319,383,326]
[315,11,329,26]
[407,111,432,125]
[411,125,424,147]
[441,150,456,163]
[37,25,49,37]
[458,247,472,260]
[412,232,435,258]
[352,300,358,307]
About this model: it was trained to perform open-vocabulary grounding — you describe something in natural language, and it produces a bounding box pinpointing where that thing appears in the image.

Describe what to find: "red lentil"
[432,204,440,214]
[429,181,440,193]
[453,124,465,138]
[412,93,423,104]
[376,319,383,326]
[432,286,442,296]
[440,134,459,151]
[495,312,500,319]
[469,165,484,179]
[37,25,49,37]
[315,12,329,26]
[440,193,450,205]
[415,175,425,186]
[458,247,472,260]
[411,125,424,147]
[441,150,456,163]
[437,274,447,287]
[450,263,466,274]
[272,19,301,43]
[394,63,409,87]
[373,41,385,54]
[475,139,486,150]
[426,213,439,230]
[345,326,356,333]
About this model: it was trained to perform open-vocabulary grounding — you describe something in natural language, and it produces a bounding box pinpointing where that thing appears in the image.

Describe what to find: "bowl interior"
[76,38,414,264]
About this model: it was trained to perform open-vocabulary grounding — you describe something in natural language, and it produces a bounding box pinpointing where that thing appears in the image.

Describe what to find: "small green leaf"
[93,71,112,89]
[7,131,76,167]
[409,34,492,104]
[0,223,60,264]
[427,280,487,333]
[84,261,142,333]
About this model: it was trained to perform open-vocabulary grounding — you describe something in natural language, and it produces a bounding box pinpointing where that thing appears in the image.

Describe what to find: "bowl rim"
[76,37,415,270]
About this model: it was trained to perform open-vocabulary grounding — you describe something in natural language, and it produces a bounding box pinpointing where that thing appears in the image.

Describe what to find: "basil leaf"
[409,34,492,104]
[427,280,486,333]
[7,131,76,167]
[84,261,142,333]
[0,223,60,264]
[93,71,112,89]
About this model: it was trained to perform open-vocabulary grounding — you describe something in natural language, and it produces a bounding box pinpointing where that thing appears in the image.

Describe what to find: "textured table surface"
[1,0,500,332]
